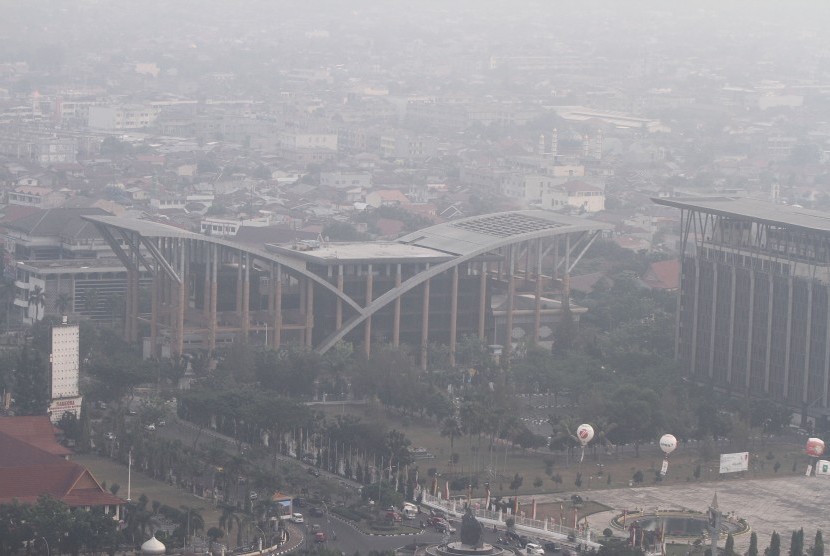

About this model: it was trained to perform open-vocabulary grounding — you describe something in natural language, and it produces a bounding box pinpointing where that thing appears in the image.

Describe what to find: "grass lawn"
[314,403,808,500]
[74,454,222,529]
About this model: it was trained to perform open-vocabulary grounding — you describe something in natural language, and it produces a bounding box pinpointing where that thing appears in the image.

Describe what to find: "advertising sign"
[817,460,830,476]
[719,452,749,473]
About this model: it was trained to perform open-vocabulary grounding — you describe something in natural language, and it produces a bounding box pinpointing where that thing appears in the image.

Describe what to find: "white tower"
[48,316,83,423]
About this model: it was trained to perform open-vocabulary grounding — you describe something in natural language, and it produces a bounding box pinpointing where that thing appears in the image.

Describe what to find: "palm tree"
[27,285,46,321]
[55,293,73,316]
[441,416,464,455]
[219,504,243,548]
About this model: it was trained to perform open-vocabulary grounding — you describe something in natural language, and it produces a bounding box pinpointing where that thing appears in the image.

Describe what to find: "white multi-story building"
[88,104,160,130]
[48,321,82,423]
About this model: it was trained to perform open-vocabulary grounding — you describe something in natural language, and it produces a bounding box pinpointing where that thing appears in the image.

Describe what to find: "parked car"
[385,510,403,523]
[144,424,156,431]
[543,542,560,553]
[291,513,304,523]
[307,467,320,477]
[309,507,325,517]
[526,543,545,555]
[105,432,116,440]
[314,531,327,543]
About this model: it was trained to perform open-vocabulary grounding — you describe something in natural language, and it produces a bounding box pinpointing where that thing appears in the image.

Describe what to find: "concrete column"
[305,278,314,347]
[764,275,774,393]
[273,266,282,348]
[533,239,543,343]
[744,272,755,391]
[420,266,431,371]
[783,276,794,399]
[242,252,250,340]
[236,254,243,319]
[124,262,133,342]
[209,245,218,353]
[364,265,373,357]
[690,259,701,376]
[336,265,344,330]
[392,264,401,347]
[823,286,830,408]
[708,264,719,379]
[504,247,516,358]
[130,264,140,342]
[175,239,186,357]
[150,262,159,358]
[449,265,459,367]
[203,243,211,318]
[803,281,813,404]
[726,265,737,385]
[478,261,487,340]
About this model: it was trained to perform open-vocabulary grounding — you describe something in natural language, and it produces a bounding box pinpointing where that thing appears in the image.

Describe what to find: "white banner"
[719,452,749,473]
[817,460,830,476]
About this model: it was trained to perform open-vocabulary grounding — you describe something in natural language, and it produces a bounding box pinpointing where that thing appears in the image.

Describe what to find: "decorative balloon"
[575,424,594,463]
[658,434,677,476]
[806,437,826,458]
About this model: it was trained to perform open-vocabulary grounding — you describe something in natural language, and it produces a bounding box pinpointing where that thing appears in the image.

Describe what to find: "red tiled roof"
[0,421,124,509]
[0,416,72,457]
[642,259,680,290]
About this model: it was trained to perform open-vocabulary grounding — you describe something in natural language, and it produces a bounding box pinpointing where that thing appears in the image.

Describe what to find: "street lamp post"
[40,537,50,556]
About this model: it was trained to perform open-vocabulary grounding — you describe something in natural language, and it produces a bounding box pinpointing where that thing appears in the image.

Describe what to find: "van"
[403,503,418,519]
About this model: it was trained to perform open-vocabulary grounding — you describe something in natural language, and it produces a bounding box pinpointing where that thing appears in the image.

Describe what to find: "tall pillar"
[449,265,459,367]
[392,264,401,347]
[305,278,314,347]
[478,262,487,340]
[336,265,344,330]
[504,247,515,358]
[203,244,211,318]
[744,272,755,390]
[782,276,794,399]
[236,254,243,320]
[242,252,250,340]
[707,264,719,379]
[764,275,774,393]
[420,266,431,371]
[273,265,282,348]
[803,281,814,403]
[364,265,373,357]
[150,262,159,358]
[175,239,186,357]
[533,239,543,343]
[209,245,218,353]
[726,265,737,384]
[130,265,140,343]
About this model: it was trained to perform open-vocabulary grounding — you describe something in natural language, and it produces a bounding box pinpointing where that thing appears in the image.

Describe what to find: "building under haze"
[82,211,610,368]
[654,197,830,427]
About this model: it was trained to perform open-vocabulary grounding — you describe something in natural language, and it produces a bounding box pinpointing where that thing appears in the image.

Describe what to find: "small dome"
[141,534,165,555]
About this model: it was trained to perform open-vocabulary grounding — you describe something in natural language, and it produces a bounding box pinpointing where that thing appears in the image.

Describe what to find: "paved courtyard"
[539,474,830,551]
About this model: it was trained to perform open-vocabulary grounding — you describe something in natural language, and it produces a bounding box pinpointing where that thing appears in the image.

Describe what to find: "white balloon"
[576,424,594,446]
[659,434,677,455]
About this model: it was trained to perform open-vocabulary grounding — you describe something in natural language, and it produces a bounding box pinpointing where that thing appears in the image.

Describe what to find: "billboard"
[817,460,830,476]
[719,452,749,473]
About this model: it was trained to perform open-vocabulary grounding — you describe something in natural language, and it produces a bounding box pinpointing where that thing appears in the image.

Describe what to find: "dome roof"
[141,534,165,555]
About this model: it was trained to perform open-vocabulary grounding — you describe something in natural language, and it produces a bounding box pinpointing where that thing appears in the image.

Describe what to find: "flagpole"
[127,448,132,502]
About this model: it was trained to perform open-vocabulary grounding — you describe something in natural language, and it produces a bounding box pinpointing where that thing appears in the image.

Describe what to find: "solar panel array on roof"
[449,213,563,238]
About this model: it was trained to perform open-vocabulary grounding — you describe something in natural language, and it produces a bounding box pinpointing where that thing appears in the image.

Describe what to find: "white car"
[144,424,156,431]
[526,543,545,555]
[291,513,304,523]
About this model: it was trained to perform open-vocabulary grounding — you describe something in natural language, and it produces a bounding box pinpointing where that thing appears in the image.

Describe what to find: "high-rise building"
[48,317,82,423]
[653,197,830,424]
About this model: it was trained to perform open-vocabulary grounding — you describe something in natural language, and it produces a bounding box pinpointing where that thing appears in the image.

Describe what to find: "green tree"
[441,416,463,454]
[725,533,735,556]
[55,293,73,316]
[14,341,50,415]
[748,532,759,556]
[28,285,46,321]
[769,531,781,556]
[792,529,805,556]
[813,531,824,556]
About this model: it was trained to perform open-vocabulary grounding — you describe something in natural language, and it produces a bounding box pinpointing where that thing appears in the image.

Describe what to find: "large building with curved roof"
[82,211,610,365]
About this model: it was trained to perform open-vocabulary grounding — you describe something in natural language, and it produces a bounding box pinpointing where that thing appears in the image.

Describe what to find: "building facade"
[654,197,830,423]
